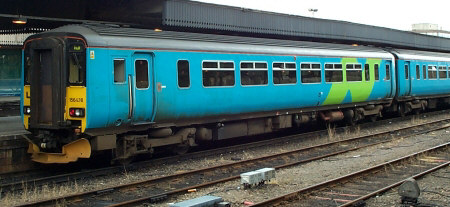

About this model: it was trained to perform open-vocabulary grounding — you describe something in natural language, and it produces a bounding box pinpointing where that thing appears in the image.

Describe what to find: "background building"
[412,23,450,38]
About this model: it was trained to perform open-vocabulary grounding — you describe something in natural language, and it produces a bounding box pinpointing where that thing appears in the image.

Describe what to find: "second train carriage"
[392,49,450,115]
[21,24,449,163]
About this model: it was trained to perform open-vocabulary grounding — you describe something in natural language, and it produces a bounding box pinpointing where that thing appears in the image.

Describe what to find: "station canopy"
[1,0,450,52]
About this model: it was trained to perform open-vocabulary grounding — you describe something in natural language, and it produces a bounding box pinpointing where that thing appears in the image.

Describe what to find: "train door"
[28,38,65,128]
[404,61,412,96]
[385,60,394,97]
[131,53,155,124]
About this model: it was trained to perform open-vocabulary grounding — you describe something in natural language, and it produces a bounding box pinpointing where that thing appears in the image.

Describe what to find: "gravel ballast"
[1,113,449,206]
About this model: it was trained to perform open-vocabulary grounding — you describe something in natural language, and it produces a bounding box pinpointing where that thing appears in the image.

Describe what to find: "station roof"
[1,0,450,53]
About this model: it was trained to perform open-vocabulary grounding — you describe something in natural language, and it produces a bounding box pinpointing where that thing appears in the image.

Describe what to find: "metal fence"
[0,33,33,46]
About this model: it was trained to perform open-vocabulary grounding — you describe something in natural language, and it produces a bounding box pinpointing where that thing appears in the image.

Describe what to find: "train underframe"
[93,96,450,163]
[26,96,450,164]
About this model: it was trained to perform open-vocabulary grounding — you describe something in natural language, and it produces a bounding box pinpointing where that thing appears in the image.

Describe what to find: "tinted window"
[114,59,125,83]
[177,60,190,88]
[273,62,297,84]
[240,62,268,86]
[374,64,379,81]
[405,65,409,80]
[428,66,437,79]
[24,52,31,84]
[325,64,343,83]
[364,64,370,81]
[68,52,86,85]
[416,65,420,80]
[135,60,149,88]
[385,64,390,80]
[202,61,235,87]
[220,62,234,68]
[203,62,218,68]
[438,66,447,79]
[346,64,362,82]
[301,63,321,83]
[423,65,427,79]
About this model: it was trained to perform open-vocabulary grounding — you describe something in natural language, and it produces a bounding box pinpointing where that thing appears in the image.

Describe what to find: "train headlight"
[24,106,31,115]
[69,108,85,118]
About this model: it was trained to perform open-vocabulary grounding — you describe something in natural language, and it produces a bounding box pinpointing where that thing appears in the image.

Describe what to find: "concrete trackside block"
[240,171,263,186]
[255,168,275,181]
[169,195,223,207]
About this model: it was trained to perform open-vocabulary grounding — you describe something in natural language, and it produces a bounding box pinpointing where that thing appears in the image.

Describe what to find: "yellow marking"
[23,85,31,129]
[65,86,87,132]
[28,138,91,163]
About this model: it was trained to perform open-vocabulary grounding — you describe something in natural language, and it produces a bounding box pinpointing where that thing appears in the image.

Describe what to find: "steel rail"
[3,110,448,189]
[104,123,450,207]
[14,117,450,206]
[92,121,449,206]
[2,109,448,181]
[251,142,450,207]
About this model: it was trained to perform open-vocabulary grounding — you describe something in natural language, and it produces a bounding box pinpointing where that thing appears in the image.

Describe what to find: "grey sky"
[196,0,450,31]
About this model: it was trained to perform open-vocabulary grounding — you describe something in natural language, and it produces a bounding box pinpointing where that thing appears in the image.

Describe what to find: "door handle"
[128,75,133,119]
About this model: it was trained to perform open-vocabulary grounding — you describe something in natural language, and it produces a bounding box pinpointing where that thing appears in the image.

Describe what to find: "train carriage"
[21,24,408,163]
[392,49,450,115]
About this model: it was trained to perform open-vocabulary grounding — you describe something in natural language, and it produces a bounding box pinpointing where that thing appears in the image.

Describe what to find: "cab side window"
[114,59,125,83]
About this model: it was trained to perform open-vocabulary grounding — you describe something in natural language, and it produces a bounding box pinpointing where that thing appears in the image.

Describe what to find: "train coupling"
[27,138,92,163]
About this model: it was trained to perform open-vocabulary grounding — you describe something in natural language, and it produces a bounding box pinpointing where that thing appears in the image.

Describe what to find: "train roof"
[392,49,450,62]
[39,24,394,59]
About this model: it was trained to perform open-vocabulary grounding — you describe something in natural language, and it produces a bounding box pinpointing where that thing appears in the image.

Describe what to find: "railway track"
[17,115,450,206]
[1,110,448,191]
[251,143,449,207]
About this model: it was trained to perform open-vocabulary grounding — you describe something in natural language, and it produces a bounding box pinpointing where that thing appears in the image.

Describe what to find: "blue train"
[21,24,450,163]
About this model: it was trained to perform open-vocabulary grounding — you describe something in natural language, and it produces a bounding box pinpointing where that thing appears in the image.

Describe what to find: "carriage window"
[202,61,235,87]
[273,62,297,84]
[240,62,268,86]
[438,66,447,79]
[428,65,437,79]
[177,60,190,88]
[135,60,149,88]
[416,65,420,80]
[325,63,343,83]
[405,65,409,80]
[374,64,379,81]
[364,64,370,81]
[346,63,362,82]
[301,63,321,83]
[423,65,427,79]
[114,59,125,83]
